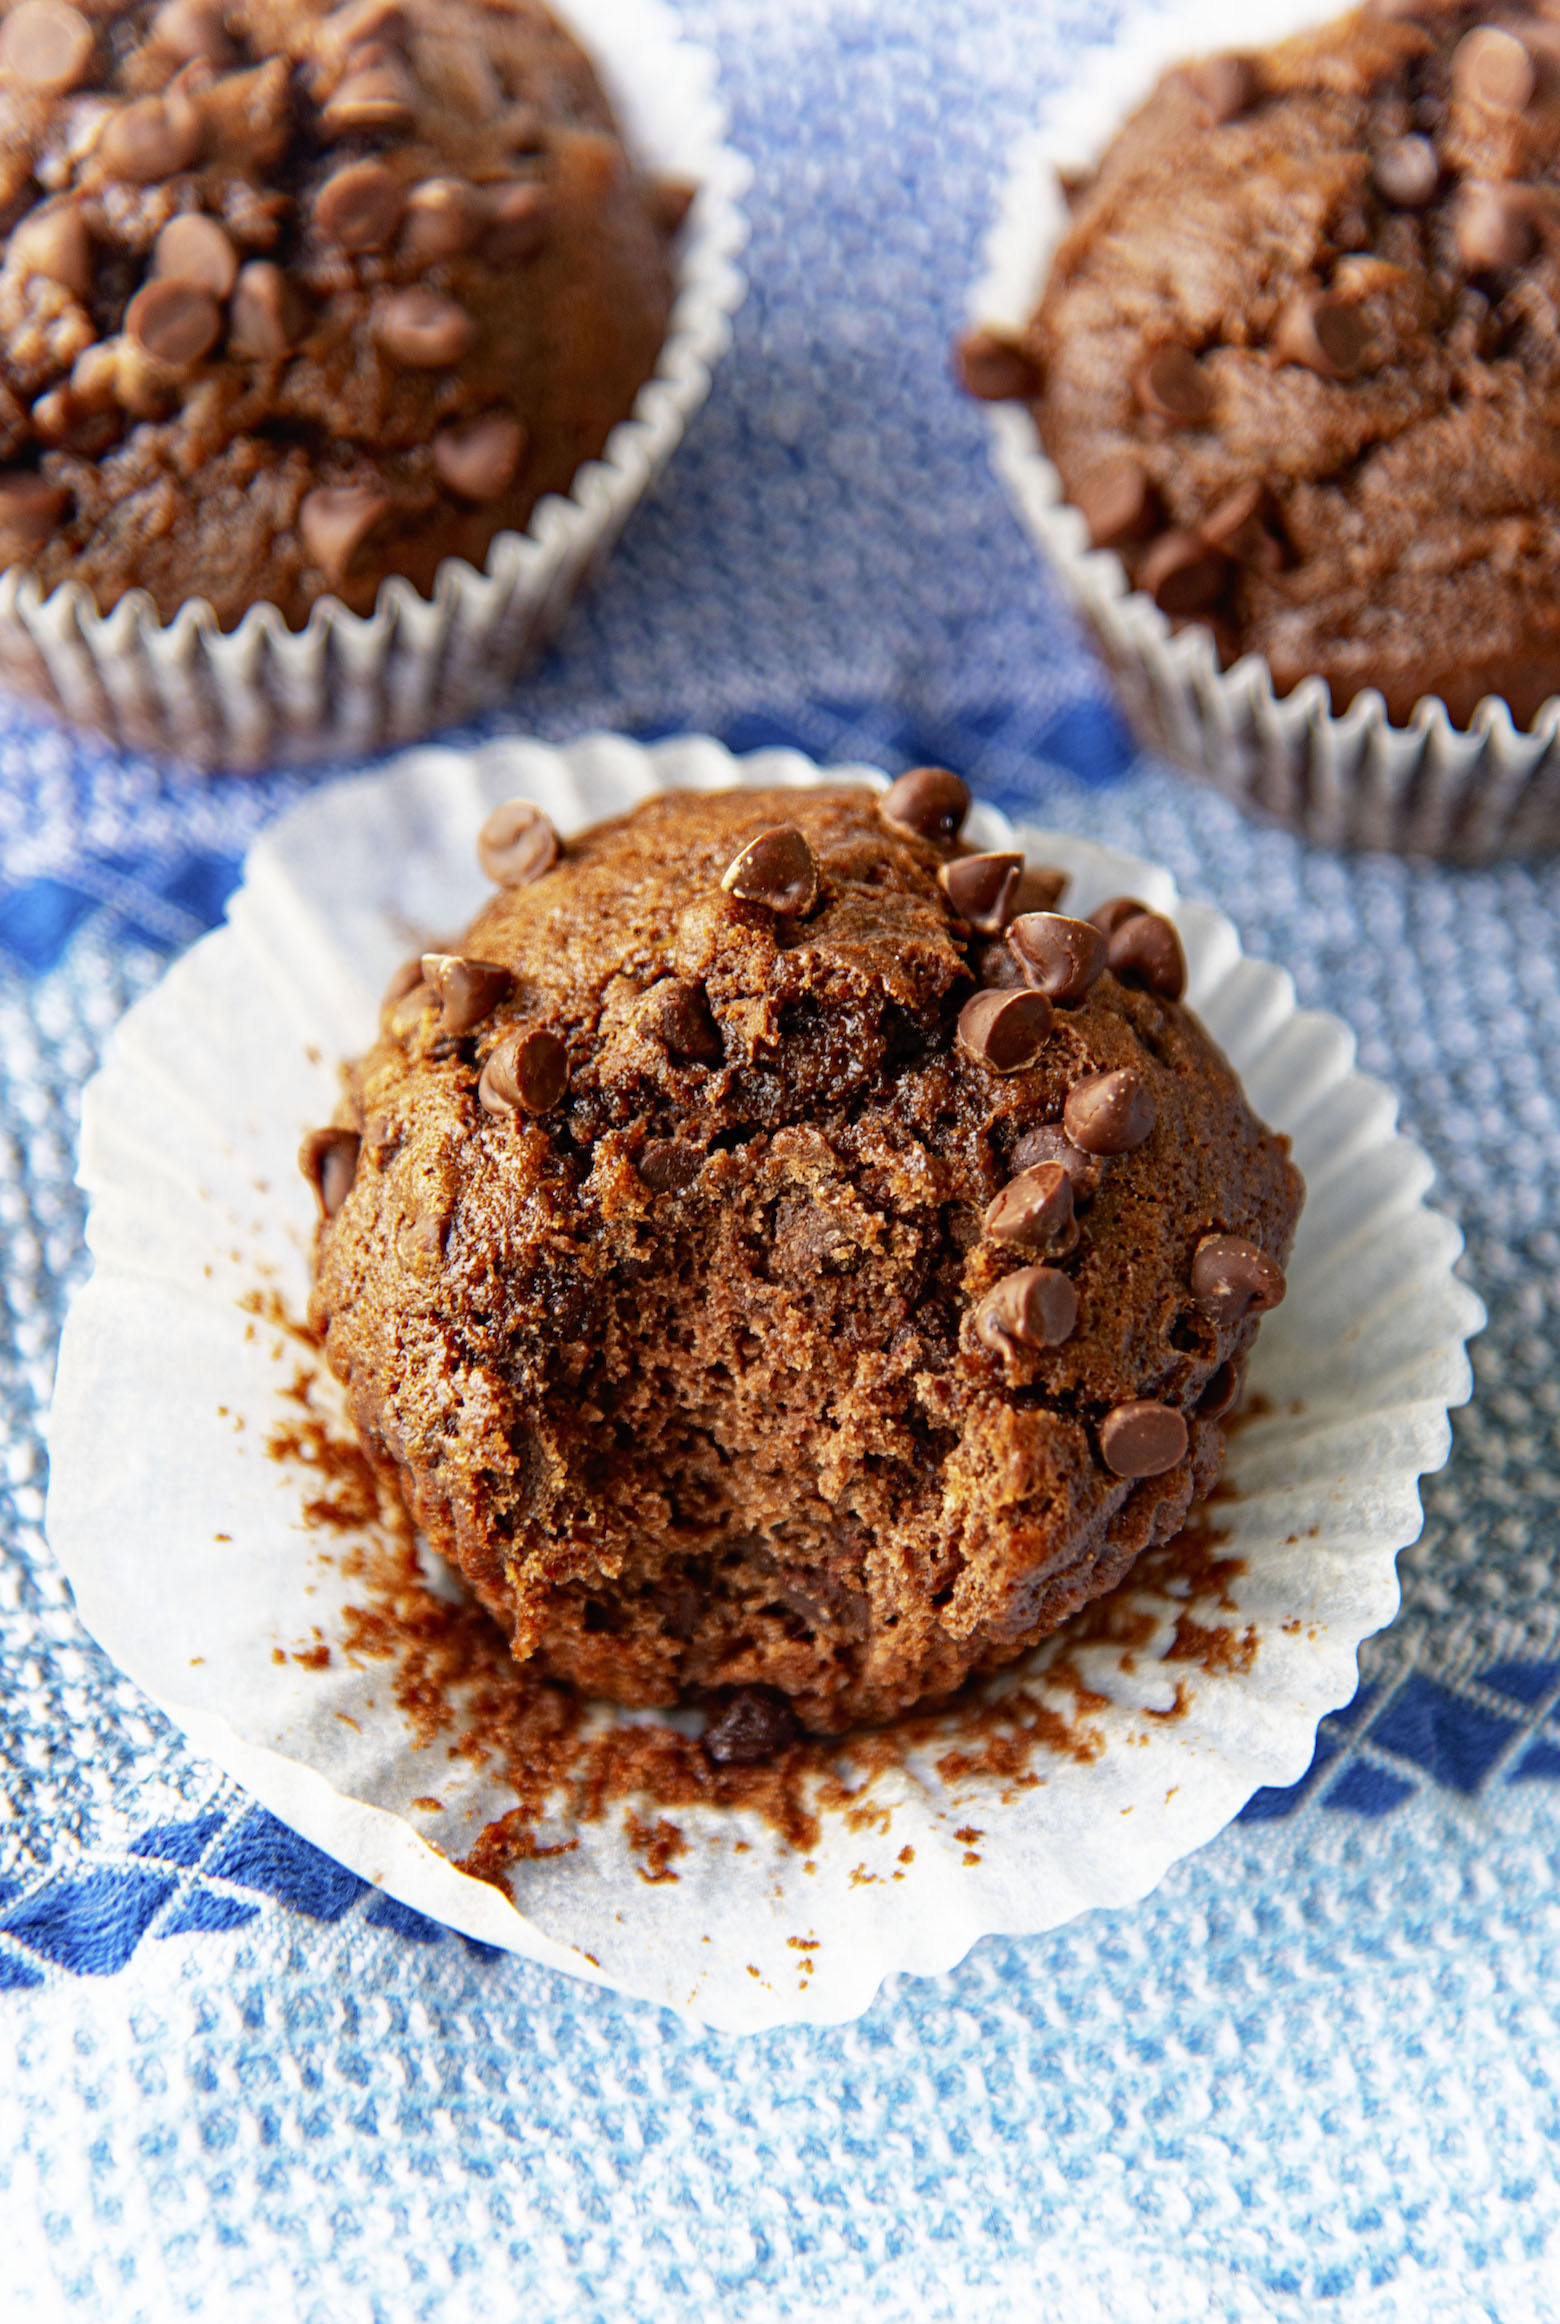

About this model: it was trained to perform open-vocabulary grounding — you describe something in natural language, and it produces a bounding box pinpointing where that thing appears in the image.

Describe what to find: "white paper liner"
[970,0,1560,861]
[46,732,1483,2029]
[0,0,749,774]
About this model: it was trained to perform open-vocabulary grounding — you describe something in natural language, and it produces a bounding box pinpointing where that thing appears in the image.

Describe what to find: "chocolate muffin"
[304,779,1303,1736]
[0,0,681,625]
[961,2,1560,728]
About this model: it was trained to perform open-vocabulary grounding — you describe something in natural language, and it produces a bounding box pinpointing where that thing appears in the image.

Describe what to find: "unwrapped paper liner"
[970,0,1560,861]
[46,733,1483,2029]
[0,0,748,773]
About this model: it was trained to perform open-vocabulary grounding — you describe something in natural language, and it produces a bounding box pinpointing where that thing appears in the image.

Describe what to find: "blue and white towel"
[3,3,1559,2316]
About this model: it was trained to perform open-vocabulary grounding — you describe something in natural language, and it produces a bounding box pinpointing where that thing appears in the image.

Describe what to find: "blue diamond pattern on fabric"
[1322,1763,1419,1819]
[130,1810,230,1868]
[1508,1739,1560,1785]
[0,1947,45,1991]
[158,1892,262,1938]
[0,877,100,974]
[0,1869,178,1976]
[364,1894,448,1945]
[1480,1659,1560,1708]
[1369,1675,1519,1794]
[205,1809,367,1923]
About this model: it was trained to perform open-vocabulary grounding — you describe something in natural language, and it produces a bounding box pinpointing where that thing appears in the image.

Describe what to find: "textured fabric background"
[3,1,1560,2316]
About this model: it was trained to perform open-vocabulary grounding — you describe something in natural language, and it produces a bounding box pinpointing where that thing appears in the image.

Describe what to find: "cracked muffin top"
[0,0,682,625]
[304,777,1303,1737]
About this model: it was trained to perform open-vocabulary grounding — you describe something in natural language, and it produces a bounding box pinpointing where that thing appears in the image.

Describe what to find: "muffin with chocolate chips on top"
[0,0,695,675]
[303,774,1303,1739]
[962,1,1560,841]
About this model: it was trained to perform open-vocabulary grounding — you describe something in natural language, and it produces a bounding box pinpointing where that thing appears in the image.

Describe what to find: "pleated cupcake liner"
[47,732,1482,2028]
[0,0,750,773]
[970,0,1560,861]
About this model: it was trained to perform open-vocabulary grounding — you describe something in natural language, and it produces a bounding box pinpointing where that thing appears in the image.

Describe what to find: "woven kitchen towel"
[2,2,1559,2318]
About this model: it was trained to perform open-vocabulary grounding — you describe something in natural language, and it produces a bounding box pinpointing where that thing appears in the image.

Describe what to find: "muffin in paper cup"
[0,0,748,773]
[966,0,1560,862]
[44,733,1481,2030]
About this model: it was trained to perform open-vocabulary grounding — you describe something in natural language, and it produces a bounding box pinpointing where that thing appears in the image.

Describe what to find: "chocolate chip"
[150,0,234,65]
[0,1,93,91]
[1176,53,1258,124]
[373,287,476,368]
[299,484,390,586]
[10,204,91,298]
[1106,909,1186,1001]
[421,951,512,1036]
[477,797,558,888]
[1075,455,1160,551]
[1452,25,1535,112]
[957,988,1054,1074]
[956,325,1042,402]
[152,213,238,298]
[1197,1359,1240,1418]
[975,1264,1079,1355]
[314,160,404,252]
[1063,1067,1155,1154]
[983,1160,1075,1252]
[1374,133,1439,209]
[299,1126,360,1219]
[1133,344,1213,425]
[720,825,819,916]
[639,977,722,1063]
[1089,896,1150,937]
[230,261,300,360]
[322,60,416,137]
[1006,911,1108,1006]
[1455,180,1536,271]
[1100,1400,1188,1479]
[1200,480,1289,575]
[1190,1233,1286,1324]
[940,851,1024,934]
[1010,1121,1109,1202]
[638,1138,702,1193]
[0,472,67,551]
[1273,293,1370,380]
[434,413,524,503]
[703,1686,799,1766]
[481,182,551,262]
[879,766,970,845]
[401,177,484,263]
[101,94,202,183]
[1137,530,1230,617]
[125,279,221,368]
[478,1026,568,1116]
[328,0,408,47]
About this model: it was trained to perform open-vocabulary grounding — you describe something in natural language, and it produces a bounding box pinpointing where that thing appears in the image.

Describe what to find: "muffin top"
[0,0,680,625]
[305,779,1303,1733]
[971,2,1560,728]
